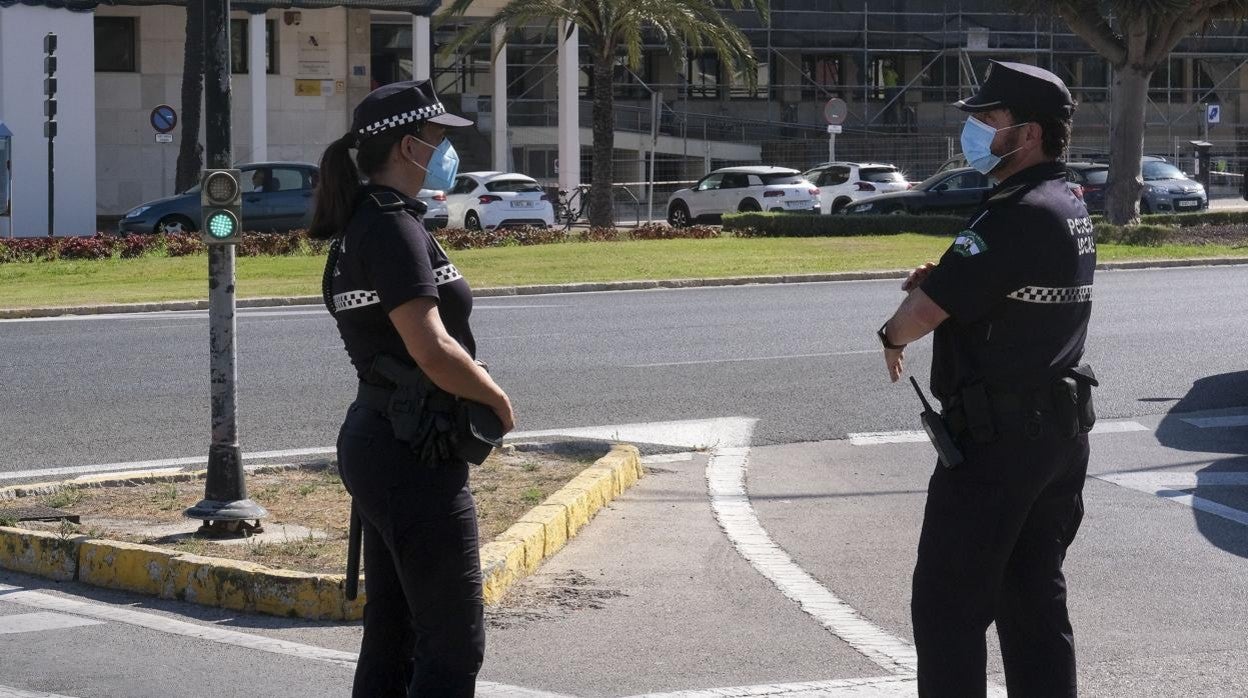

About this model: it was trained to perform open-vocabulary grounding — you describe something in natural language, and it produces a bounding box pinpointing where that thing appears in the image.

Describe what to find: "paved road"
[2,265,1246,480]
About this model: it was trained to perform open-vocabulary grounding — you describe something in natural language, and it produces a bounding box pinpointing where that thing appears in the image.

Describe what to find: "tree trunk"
[1105,64,1150,225]
[175,0,205,194]
[588,55,615,228]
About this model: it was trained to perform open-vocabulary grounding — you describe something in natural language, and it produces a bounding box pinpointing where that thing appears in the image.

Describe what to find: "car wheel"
[155,215,196,235]
[832,198,852,213]
[1139,199,1152,215]
[668,201,690,228]
[464,211,483,231]
[738,199,761,213]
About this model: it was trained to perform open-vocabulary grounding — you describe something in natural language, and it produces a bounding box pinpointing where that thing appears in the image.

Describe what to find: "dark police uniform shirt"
[919,161,1095,405]
[328,185,475,383]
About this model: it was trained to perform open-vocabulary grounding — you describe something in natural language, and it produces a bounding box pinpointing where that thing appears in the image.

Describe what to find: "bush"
[724,212,966,238]
[434,225,569,250]
[1092,210,1248,228]
[627,223,720,240]
[1094,223,1176,246]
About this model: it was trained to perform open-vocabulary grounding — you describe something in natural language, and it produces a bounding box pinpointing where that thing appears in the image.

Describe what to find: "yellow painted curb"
[0,445,644,617]
[481,444,643,604]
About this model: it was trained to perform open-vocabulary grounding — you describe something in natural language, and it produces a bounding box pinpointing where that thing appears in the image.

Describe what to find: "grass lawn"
[2,235,1243,309]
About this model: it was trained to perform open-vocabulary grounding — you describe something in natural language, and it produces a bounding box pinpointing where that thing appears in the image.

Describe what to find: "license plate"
[511,200,534,208]
[784,201,809,209]
[1177,199,1198,208]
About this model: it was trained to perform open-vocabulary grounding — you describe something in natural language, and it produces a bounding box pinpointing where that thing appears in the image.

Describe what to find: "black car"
[1066,162,1108,214]
[844,167,991,216]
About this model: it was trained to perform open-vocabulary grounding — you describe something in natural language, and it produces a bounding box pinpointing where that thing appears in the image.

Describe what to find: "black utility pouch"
[960,384,997,444]
[1051,378,1081,439]
[1066,364,1099,434]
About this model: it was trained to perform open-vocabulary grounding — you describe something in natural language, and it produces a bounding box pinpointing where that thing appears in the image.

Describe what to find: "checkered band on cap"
[357,103,447,138]
[1007,285,1093,304]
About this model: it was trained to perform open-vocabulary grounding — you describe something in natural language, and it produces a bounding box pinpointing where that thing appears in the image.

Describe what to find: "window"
[860,167,905,184]
[95,17,137,72]
[760,173,803,185]
[939,172,988,191]
[688,53,720,99]
[729,61,771,99]
[231,19,278,74]
[1073,56,1108,103]
[485,178,543,193]
[720,173,749,189]
[696,173,724,191]
[449,177,477,195]
[801,55,841,100]
[243,167,305,193]
[811,166,850,187]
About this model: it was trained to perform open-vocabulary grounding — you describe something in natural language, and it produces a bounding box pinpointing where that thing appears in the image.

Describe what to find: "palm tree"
[175,0,205,196]
[1015,1,1248,224]
[438,0,767,228]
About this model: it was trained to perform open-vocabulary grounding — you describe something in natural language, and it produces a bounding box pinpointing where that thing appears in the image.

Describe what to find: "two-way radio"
[909,376,964,469]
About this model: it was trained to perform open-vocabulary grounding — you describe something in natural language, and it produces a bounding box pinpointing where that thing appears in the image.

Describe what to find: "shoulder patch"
[367,191,406,211]
[951,230,988,257]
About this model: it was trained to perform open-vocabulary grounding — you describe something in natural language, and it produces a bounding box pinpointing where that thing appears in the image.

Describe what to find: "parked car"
[802,162,910,213]
[417,189,449,230]
[119,162,318,234]
[666,166,820,226]
[1066,162,1108,213]
[844,167,992,216]
[444,172,555,230]
[1140,158,1207,213]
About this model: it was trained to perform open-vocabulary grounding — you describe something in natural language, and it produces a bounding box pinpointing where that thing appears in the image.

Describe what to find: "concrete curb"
[3,258,1244,319]
[0,445,643,619]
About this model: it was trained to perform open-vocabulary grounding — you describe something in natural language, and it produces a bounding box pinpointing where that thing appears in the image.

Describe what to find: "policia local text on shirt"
[308,80,515,698]
[877,62,1098,697]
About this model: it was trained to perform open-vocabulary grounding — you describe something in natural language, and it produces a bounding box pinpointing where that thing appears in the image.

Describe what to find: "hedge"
[722,212,966,238]
[1094,210,1248,227]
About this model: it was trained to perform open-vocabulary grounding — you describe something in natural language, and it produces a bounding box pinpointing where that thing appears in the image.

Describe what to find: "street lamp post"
[185,0,267,535]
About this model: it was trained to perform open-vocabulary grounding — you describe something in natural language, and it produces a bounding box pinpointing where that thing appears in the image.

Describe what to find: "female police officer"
[309,80,515,697]
[878,62,1095,697]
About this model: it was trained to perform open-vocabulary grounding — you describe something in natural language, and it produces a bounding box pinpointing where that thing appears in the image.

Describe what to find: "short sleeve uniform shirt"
[327,185,475,383]
[920,162,1096,405]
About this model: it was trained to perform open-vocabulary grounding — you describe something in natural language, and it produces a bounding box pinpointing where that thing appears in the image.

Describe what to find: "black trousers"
[337,403,485,698]
[912,426,1089,698]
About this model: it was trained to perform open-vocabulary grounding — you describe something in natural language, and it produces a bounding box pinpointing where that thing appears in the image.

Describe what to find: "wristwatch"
[877,322,906,350]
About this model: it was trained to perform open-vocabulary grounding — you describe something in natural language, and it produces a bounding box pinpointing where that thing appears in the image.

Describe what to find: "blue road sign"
[1207,104,1221,124]
[150,104,178,133]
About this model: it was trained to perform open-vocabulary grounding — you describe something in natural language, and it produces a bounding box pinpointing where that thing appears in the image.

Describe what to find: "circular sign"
[150,104,178,134]
[823,98,848,126]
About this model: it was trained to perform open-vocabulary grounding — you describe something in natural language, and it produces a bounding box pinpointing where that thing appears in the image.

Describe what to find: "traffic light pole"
[185,0,267,533]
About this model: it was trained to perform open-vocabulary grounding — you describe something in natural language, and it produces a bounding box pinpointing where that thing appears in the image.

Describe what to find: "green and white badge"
[952,230,988,257]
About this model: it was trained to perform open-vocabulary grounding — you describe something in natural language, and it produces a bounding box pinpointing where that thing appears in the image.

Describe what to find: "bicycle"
[553,185,590,230]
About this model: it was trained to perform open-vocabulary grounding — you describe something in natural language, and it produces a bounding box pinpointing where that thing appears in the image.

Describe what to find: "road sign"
[1207,103,1221,124]
[150,104,178,134]
[826,124,843,134]
[823,98,848,126]
[155,133,174,144]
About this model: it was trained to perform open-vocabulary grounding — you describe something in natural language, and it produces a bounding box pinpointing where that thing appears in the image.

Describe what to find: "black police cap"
[349,79,472,145]
[954,61,1076,119]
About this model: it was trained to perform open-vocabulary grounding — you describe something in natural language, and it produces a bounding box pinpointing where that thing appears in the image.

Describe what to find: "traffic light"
[200,169,243,243]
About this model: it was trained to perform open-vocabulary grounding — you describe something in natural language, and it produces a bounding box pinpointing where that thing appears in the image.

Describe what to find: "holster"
[1065,363,1099,433]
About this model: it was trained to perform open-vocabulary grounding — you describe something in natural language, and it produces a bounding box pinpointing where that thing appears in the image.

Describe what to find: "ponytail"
[308,134,360,240]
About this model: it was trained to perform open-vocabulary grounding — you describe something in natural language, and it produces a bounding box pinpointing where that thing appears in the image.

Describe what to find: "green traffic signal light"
[205,210,239,239]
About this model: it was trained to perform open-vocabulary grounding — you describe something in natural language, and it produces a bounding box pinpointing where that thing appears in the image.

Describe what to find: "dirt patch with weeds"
[486,570,626,629]
[16,449,596,574]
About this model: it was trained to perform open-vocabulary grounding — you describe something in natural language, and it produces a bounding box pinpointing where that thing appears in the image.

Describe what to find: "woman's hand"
[492,394,516,434]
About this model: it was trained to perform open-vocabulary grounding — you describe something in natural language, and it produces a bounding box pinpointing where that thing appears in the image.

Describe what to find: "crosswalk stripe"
[0,612,103,635]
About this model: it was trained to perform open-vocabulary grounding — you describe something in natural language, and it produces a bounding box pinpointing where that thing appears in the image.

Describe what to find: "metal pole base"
[191,518,265,539]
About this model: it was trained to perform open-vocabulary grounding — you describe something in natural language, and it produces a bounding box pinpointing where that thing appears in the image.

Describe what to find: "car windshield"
[760,173,803,184]
[1143,162,1186,181]
[1079,168,1109,184]
[916,170,957,190]
[486,179,543,193]
[860,167,905,183]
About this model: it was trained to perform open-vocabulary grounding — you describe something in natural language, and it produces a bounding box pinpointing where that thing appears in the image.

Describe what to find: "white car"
[666,166,820,226]
[415,188,449,230]
[444,172,555,230]
[802,162,911,214]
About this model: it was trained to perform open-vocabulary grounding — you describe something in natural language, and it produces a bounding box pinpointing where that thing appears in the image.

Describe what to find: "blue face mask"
[411,136,460,191]
[960,117,1027,175]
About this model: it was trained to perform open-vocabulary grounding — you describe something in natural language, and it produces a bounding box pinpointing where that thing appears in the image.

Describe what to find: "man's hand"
[902,262,937,292]
[884,346,905,383]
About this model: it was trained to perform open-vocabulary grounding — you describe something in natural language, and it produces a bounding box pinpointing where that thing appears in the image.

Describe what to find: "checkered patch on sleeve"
[332,290,380,312]
[1007,285,1093,304]
[433,263,462,286]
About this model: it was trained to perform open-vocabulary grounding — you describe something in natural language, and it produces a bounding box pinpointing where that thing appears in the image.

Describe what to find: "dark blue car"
[844,167,992,216]
[118,162,318,234]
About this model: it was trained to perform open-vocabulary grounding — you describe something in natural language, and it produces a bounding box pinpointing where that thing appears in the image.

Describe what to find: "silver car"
[1140,159,1207,214]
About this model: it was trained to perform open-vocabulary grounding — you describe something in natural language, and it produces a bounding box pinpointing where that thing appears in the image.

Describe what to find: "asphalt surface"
[1,264,1246,479]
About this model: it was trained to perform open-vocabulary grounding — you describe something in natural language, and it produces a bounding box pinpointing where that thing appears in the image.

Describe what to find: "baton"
[345,502,362,600]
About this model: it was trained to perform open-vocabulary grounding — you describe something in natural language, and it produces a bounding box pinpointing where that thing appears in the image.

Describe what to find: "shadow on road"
[1154,370,1248,558]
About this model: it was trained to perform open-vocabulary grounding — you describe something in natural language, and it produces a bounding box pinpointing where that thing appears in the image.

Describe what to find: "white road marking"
[626,674,1008,697]
[510,417,754,451]
[473,304,573,310]
[0,583,564,697]
[0,447,336,483]
[628,351,877,368]
[640,452,696,464]
[0,611,104,635]
[0,684,78,698]
[1096,470,1248,527]
[848,420,1148,446]
[1182,414,1248,429]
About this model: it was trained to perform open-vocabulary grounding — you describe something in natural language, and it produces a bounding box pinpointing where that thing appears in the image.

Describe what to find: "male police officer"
[877,62,1097,697]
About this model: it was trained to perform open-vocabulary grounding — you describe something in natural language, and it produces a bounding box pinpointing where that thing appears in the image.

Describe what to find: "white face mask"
[960,117,1029,175]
